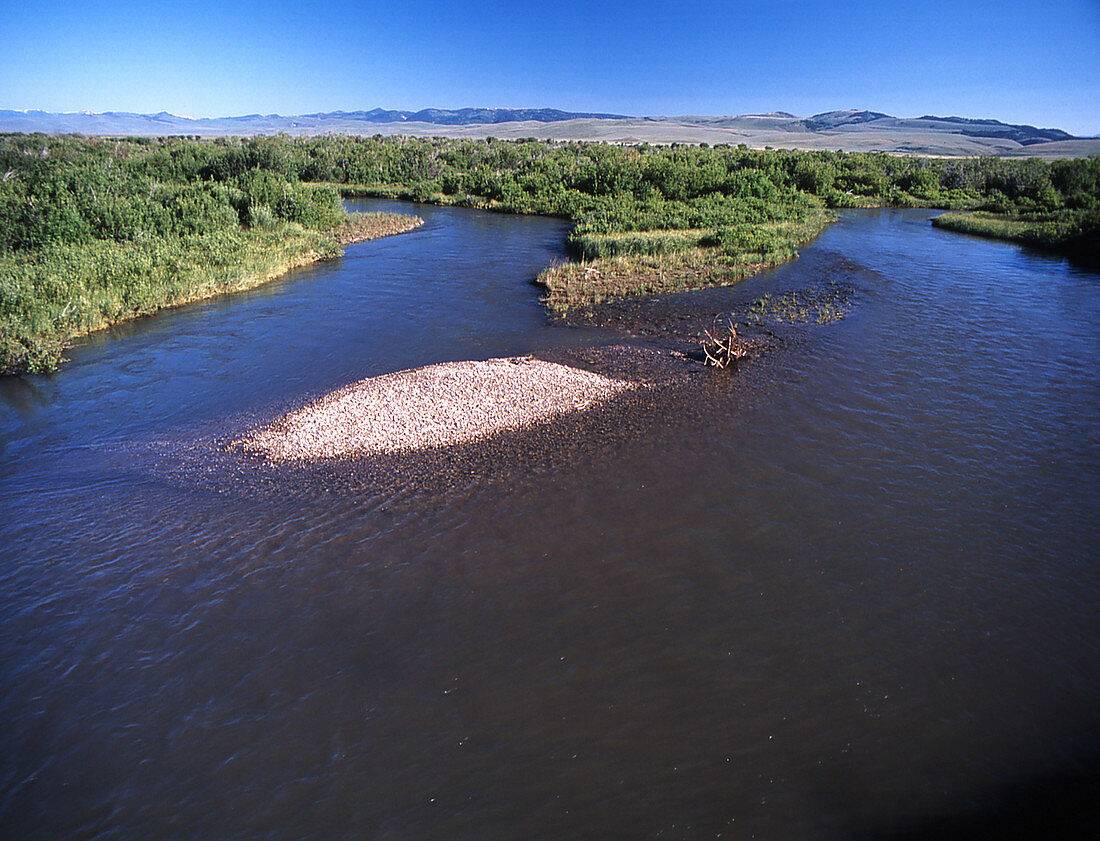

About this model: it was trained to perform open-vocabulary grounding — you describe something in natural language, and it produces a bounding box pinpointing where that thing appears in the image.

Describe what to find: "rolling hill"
[1,107,1095,157]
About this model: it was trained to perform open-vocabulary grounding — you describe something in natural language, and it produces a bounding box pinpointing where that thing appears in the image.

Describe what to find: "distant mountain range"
[305,107,633,124]
[0,107,631,134]
[0,107,1092,157]
[799,110,1074,144]
[668,110,1076,145]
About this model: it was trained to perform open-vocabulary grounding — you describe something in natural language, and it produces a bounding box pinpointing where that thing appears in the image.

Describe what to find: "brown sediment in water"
[236,356,643,460]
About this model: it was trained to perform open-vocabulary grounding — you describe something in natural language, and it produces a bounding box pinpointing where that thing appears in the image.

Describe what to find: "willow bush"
[4,133,1096,372]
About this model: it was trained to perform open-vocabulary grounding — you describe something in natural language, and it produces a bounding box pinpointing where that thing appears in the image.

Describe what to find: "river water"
[1,202,1097,840]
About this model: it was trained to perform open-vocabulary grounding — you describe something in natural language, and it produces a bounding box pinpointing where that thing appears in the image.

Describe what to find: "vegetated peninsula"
[2,130,1098,374]
[0,135,422,373]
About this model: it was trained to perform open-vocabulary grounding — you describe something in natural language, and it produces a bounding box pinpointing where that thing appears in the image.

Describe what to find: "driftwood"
[701,319,747,368]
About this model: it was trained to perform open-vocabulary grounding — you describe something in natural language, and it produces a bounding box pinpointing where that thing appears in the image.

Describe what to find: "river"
[1,201,1098,840]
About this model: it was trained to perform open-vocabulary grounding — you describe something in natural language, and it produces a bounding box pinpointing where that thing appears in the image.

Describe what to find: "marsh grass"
[539,209,831,311]
[570,229,708,259]
[931,210,1099,257]
[539,247,788,312]
[0,213,421,374]
[747,281,856,325]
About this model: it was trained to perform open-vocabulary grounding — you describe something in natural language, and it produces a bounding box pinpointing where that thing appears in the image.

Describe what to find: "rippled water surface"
[2,203,1098,840]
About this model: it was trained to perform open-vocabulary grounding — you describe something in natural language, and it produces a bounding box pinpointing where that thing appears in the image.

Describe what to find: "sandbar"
[237,356,639,459]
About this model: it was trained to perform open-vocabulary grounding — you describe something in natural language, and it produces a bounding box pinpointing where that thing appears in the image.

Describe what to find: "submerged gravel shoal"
[237,356,640,459]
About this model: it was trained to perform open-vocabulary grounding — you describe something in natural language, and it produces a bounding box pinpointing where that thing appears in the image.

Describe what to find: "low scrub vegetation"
[0,135,419,373]
[310,136,1097,299]
[3,132,1097,372]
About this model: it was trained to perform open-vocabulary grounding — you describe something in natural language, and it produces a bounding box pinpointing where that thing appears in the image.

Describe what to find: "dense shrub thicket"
[3,132,1097,371]
[306,134,1098,260]
[0,134,344,250]
[7,133,1096,251]
[0,134,351,372]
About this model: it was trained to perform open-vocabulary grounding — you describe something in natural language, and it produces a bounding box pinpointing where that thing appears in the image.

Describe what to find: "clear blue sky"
[2,0,1098,134]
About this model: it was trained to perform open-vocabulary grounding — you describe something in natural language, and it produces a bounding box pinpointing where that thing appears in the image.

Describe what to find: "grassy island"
[538,211,831,311]
[3,133,1097,373]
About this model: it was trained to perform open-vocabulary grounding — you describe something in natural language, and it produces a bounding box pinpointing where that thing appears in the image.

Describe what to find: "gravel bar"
[238,356,640,459]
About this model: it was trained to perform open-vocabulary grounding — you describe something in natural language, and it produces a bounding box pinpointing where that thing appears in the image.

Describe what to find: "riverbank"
[8,134,1094,374]
[0,211,422,375]
[336,186,832,312]
[931,209,1099,263]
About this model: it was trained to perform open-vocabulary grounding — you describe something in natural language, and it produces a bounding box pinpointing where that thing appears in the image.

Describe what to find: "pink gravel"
[237,356,639,459]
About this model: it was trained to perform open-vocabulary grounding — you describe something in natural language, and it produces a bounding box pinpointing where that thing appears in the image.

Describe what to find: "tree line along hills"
[1,130,1097,374]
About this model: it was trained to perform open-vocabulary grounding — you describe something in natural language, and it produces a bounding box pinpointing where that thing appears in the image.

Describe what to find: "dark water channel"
[2,202,1098,840]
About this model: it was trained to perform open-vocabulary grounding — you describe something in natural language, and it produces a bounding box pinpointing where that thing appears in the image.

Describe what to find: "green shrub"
[246,203,276,229]
[276,182,343,229]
